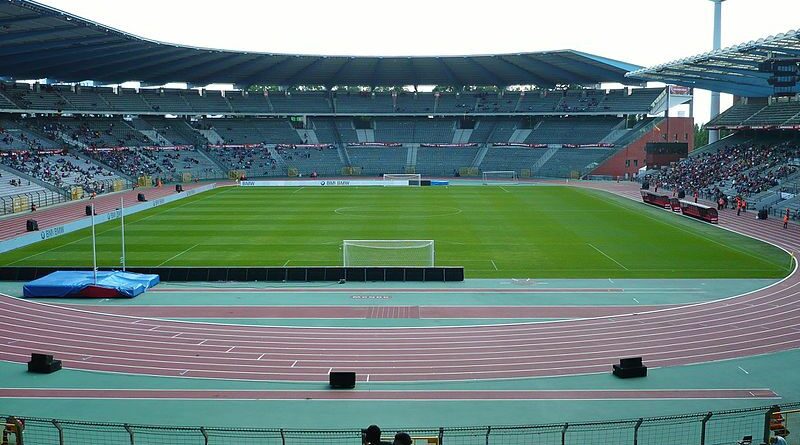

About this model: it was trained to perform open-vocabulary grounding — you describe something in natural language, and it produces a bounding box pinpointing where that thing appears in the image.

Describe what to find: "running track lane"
[0,389,778,400]
[53,305,679,319]
[0,182,798,382]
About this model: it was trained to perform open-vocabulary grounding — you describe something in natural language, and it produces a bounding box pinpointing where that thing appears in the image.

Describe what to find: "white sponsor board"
[240,179,408,187]
[0,184,217,254]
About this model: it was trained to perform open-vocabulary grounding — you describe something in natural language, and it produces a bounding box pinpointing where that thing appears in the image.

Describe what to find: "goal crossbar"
[482,170,518,184]
[342,240,434,267]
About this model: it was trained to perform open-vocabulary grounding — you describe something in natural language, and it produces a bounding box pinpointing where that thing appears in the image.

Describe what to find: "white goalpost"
[482,171,519,185]
[342,240,435,267]
[383,173,422,186]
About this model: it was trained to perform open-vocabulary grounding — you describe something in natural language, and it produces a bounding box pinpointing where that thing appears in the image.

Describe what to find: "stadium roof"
[0,0,642,88]
[627,29,800,98]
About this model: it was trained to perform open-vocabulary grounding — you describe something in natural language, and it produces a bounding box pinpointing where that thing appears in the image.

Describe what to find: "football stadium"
[0,0,800,444]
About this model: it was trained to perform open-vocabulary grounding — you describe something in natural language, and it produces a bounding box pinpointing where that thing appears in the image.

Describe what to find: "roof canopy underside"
[627,29,800,98]
[0,0,641,87]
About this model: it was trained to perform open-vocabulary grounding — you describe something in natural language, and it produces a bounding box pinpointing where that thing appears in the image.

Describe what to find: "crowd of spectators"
[0,151,117,193]
[654,141,799,200]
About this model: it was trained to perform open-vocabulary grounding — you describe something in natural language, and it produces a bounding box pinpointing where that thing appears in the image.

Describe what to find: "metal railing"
[3,401,796,445]
[0,190,67,215]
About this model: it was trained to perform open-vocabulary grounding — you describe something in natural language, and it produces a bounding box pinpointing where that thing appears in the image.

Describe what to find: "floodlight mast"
[708,0,726,144]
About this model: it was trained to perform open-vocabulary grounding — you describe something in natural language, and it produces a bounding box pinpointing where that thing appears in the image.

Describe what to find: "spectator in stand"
[364,425,392,445]
[393,433,412,445]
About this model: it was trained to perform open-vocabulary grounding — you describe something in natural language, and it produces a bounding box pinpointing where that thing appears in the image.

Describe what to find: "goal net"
[342,240,434,267]
[383,173,422,186]
[482,171,518,184]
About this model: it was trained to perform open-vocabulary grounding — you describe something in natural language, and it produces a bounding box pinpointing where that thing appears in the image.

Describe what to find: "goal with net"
[342,240,434,267]
[383,173,421,186]
[482,171,518,184]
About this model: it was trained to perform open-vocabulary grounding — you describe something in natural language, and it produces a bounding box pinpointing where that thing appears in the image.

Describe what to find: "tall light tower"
[708,0,726,144]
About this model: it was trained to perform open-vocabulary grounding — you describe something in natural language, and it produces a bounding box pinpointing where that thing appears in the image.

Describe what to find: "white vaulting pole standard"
[91,203,97,284]
[121,196,126,271]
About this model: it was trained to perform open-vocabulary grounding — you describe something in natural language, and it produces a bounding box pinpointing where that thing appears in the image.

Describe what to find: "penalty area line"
[157,244,200,267]
[587,244,629,271]
[490,260,499,271]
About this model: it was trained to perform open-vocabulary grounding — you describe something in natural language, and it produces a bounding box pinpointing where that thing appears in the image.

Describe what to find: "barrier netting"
[3,401,798,445]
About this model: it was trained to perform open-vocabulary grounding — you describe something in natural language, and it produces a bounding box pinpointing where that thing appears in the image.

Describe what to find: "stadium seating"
[416,147,480,176]
[347,147,409,175]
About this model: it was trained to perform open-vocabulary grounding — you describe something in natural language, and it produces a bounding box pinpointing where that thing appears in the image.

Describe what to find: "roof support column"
[709,0,726,143]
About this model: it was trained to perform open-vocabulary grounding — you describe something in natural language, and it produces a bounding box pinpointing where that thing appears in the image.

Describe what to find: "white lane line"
[328,367,333,374]
[197,340,207,346]
[283,260,291,267]
[258,353,266,360]
[149,326,159,331]
[157,243,200,267]
[291,360,298,368]
[588,244,629,270]
[179,370,188,376]
[171,333,181,338]
[609,278,615,284]
[366,374,370,382]
[490,260,499,271]
[738,366,750,375]
[226,346,235,353]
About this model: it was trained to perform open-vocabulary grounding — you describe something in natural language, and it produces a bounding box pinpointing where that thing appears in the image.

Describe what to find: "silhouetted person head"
[393,432,412,445]
[365,425,382,445]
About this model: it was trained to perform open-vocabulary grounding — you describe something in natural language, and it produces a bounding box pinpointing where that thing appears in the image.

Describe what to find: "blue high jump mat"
[23,271,160,298]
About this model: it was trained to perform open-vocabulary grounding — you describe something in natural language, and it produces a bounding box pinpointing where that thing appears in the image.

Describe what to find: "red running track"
[58,304,678,319]
[0,183,215,241]
[0,182,798,382]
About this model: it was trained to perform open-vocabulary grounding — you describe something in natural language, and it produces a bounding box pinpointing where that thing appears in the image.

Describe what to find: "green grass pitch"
[0,185,791,279]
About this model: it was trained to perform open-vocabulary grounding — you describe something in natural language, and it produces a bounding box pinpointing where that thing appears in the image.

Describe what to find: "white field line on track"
[490,260,499,271]
[738,366,750,375]
[6,289,800,343]
[158,244,200,267]
[632,298,640,304]
[4,187,230,267]
[587,244,629,271]
[291,360,298,367]
[5,322,800,364]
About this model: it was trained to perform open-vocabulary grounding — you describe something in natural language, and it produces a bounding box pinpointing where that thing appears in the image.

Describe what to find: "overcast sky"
[36,0,800,124]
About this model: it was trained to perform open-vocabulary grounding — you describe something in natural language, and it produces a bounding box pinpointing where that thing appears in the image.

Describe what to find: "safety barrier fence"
[3,401,797,445]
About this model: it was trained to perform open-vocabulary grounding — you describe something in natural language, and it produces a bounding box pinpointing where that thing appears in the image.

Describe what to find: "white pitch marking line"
[608,278,615,284]
[490,260,499,271]
[149,326,159,331]
[588,244,629,270]
[283,260,291,267]
[157,243,200,267]
[738,366,750,375]
[291,360,298,368]
[99,299,109,303]
[292,187,305,194]
[499,186,511,193]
